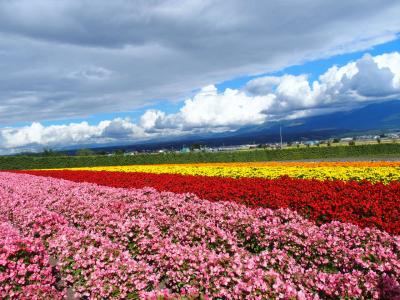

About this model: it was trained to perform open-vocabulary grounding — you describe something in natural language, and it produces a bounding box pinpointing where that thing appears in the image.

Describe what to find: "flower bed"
[0,172,399,299]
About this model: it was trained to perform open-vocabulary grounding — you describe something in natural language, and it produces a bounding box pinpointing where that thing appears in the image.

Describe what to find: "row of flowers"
[0,172,399,299]
[18,170,400,235]
[54,163,400,183]
[196,162,400,167]
[142,162,400,167]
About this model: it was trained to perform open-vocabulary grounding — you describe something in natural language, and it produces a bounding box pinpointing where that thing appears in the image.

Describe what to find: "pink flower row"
[0,172,399,299]
[0,222,63,299]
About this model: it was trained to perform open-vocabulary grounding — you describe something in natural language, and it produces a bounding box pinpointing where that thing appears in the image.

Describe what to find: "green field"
[1,143,400,170]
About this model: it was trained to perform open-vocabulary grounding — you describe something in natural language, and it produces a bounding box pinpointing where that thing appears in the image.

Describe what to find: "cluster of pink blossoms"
[0,172,399,299]
[0,222,63,299]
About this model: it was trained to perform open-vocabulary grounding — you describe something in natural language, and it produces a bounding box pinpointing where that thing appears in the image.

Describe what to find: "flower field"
[1,161,400,299]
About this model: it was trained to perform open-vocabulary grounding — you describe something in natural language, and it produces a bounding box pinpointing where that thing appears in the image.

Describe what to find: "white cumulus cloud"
[179,85,274,128]
[0,118,147,151]
[246,52,400,116]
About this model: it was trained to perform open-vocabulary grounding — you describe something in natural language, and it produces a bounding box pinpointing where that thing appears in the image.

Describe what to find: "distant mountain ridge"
[282,100,400,133]
[229,100,400,141]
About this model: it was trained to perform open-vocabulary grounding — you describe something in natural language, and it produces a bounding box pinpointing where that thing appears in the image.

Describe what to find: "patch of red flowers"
[14,170,400,235]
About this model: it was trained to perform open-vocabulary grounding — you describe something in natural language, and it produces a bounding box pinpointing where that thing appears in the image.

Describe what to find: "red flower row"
[15,170,400,235]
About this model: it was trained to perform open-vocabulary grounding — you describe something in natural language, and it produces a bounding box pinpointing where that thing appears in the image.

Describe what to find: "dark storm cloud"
[0,0,400,125]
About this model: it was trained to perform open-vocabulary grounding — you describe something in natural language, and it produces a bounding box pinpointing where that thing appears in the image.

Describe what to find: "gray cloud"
[342,55,396,97]
[0,0,400,126]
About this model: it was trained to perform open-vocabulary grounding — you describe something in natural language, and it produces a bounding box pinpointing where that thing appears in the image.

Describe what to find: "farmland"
[1,159,400,299]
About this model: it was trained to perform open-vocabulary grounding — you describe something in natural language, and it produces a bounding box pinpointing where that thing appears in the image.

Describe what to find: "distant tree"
[348,141,356,146]
[76,148,95,156]
[16,152,35,156]
[327,141,331,147]
[332,138,340,143]
[41,148,63,156]
[190,143,202,151]
[377,138,381,144]
[42,148,53,156]
[114,149,125,155]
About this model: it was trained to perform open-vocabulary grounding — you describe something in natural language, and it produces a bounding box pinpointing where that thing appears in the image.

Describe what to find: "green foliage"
[1,143,400,170]
[113,149,125,155]
[41,148,64,156]
[75,148,95,156]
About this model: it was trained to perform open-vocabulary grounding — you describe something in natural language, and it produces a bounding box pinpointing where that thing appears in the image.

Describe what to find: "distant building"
[124,151,138,156]
[304,140,318,146]
[180,147,190,153]
[340,137,353,142]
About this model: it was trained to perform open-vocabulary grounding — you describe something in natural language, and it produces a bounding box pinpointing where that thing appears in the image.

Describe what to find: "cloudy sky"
[1,0,400,154]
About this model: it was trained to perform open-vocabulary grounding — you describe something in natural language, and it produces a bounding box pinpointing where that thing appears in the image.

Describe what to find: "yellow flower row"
[55,162,400,183]
[102,161,400,168]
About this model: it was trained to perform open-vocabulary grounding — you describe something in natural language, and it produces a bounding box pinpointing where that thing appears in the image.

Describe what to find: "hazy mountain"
[229,100,400,141]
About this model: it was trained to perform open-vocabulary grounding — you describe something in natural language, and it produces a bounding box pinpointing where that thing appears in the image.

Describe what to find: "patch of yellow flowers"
[55,162,400,183]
